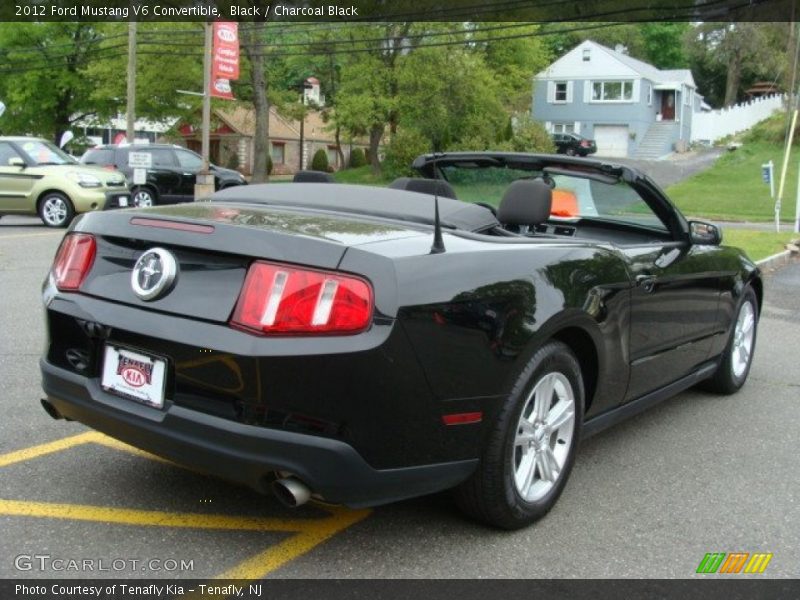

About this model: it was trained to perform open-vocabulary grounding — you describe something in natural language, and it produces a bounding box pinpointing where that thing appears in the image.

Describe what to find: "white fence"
[690,94,785,143]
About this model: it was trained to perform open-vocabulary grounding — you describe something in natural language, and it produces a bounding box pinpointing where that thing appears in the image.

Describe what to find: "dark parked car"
[552,133,597,156]
[81,144,246,207]
[40,152,760,529]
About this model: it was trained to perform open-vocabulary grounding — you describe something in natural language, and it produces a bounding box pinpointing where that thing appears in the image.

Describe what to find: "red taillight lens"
[580,140,590,147]
[52,233,96,292]
[231,261,373,335]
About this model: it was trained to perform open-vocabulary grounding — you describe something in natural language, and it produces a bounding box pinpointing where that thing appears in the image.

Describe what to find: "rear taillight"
[231,261,373,335]
[580,140,590,147]
[52,233,96,292]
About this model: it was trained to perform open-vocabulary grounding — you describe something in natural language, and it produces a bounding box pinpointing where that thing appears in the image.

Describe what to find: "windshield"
[17,140,76,166]
[440,164,668,232]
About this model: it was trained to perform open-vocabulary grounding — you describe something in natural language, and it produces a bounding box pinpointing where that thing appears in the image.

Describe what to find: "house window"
[270,142,285,164]
[591,80,633,102]
[554,82,568,102]
[582,48,591,61]
[684,88,694,106]
[552,122,575,134]
[647,85,653,106]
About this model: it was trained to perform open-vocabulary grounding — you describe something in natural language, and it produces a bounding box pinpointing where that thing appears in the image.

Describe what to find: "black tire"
[38,192,75,228]
[701,286,758,394]
[454,341,584,529]
[565,147,576,156]
[132,186,157,207]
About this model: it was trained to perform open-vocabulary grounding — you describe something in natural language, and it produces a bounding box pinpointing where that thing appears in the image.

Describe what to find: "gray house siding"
[532,41,701,159]
[533,79,661,156]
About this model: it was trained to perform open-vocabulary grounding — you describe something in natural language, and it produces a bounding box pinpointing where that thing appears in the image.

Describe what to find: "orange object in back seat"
[551,189,579,217]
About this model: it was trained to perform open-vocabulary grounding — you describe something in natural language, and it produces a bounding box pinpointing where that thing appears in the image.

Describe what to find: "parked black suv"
[552,133,597,157]
[81,144,247,206]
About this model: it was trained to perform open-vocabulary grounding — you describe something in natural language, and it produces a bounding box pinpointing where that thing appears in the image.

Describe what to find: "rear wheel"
[565,147,576,156]
[38,192,74,228]
[454,341,583,529]
[702,286,758,394]
[132,187,157,207]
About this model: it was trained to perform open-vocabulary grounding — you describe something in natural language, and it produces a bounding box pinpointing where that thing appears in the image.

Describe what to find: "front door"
[624,242,721,399]
[0,142,38,212]
[661,91,675,120]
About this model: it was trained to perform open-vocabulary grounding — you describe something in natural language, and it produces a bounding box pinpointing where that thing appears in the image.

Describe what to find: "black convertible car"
[39,153,760,529]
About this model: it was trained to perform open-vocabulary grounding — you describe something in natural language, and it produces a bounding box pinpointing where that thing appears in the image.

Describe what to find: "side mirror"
[8,157,25,168]
[689,220,722,246]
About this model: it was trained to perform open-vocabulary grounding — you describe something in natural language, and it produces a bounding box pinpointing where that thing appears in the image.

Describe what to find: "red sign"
[211,22,239,100]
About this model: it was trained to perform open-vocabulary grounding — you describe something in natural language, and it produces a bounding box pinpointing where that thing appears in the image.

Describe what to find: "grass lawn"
[666,142,800,223]
[333,166,392,185]
[722,229,797,262]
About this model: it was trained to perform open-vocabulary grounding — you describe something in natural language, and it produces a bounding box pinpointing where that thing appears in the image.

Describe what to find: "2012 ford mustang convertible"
[39,153,760,529]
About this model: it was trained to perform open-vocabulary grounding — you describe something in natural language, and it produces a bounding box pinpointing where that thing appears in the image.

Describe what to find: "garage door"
[594,125,629,158]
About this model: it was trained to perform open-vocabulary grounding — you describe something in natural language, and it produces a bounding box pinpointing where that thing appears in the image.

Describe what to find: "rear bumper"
[40,359,477,507]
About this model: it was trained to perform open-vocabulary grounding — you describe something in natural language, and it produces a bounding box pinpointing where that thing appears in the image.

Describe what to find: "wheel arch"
[749,274,763,316]
[550,326,599,415]
[36,188,72,210]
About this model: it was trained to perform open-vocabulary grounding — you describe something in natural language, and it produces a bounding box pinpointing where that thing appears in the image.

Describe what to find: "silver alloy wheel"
[42,196,68,226]
[133,189,154,207]
[731,299,756,378]
[512,371,576,502]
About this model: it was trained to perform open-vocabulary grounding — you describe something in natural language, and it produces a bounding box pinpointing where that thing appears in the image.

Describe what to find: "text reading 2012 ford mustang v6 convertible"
[39,153,760,529]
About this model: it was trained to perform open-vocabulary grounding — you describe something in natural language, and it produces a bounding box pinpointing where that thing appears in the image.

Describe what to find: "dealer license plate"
[101,345,166,408]
[118,195,129,207]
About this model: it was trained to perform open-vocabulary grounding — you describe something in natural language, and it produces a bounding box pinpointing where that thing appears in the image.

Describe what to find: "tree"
[240,22,271,183]
[0,23,114,142]
[687,23,786,107]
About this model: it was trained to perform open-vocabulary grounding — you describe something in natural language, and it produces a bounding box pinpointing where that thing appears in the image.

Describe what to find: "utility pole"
[126,21,136,144]
[195,22,215,201]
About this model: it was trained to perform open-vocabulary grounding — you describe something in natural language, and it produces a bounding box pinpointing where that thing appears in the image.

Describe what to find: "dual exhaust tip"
[42,397,313,509]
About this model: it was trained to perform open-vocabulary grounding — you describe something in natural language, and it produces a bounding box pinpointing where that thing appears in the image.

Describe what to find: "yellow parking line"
[0,431,98,467]
[0,231,63,240]
[0,498,329,532]
[214,505,369,579]
[89,432,172,464]
[0,431,372,581]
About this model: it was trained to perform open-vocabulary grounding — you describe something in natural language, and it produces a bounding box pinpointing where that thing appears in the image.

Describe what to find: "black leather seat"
[496,179,553,233]
[388,177,458,199]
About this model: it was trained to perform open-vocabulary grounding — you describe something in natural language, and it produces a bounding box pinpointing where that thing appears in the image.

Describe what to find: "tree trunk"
[723,48,742,107]
[369,125,382,175]
[242,22,270,183]
[335,124,345,168]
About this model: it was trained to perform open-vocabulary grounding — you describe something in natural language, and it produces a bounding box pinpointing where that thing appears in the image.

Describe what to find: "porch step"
[635,122,676,159]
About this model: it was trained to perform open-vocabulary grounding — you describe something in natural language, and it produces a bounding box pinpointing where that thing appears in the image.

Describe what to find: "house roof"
[182,104,364,145]
[538,40,696,89]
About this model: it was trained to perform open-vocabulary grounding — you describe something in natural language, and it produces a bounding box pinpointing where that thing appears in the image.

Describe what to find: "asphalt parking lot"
[1,214,798,580]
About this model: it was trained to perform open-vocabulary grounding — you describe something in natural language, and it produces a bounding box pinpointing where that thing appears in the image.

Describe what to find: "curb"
[756,249,795,271]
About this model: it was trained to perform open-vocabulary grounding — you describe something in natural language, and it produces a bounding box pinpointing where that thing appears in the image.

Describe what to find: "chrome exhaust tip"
[272,477,312,508]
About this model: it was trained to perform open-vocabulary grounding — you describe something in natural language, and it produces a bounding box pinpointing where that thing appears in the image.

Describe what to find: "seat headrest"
[388,177,458,199]
[293,170,334,183]
[496,179,553,226]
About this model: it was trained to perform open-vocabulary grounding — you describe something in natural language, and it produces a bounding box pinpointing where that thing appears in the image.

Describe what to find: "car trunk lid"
[71,203,423,324]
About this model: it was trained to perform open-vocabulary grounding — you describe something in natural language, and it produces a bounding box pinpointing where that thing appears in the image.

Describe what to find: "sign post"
[795,160,800,234]
[762,160,778,232]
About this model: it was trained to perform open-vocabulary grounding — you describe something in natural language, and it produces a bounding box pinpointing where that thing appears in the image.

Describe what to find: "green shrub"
[383,129,430,180]
[505,115,555,153]
[311,148,329,172]
[349,147,367,168]
[742,112,800,146]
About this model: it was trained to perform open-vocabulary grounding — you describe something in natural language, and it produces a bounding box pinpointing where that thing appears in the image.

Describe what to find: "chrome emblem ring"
[131,247,177,301]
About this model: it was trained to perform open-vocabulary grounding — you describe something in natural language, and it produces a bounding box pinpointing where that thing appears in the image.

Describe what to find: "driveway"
[613,148,725,188]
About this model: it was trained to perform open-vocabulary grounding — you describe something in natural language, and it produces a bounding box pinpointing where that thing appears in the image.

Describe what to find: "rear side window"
[82,148,115,166]
[147,148,178,167]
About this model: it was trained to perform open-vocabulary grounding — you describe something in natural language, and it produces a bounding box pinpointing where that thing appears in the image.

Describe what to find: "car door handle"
[636,275,657,293]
